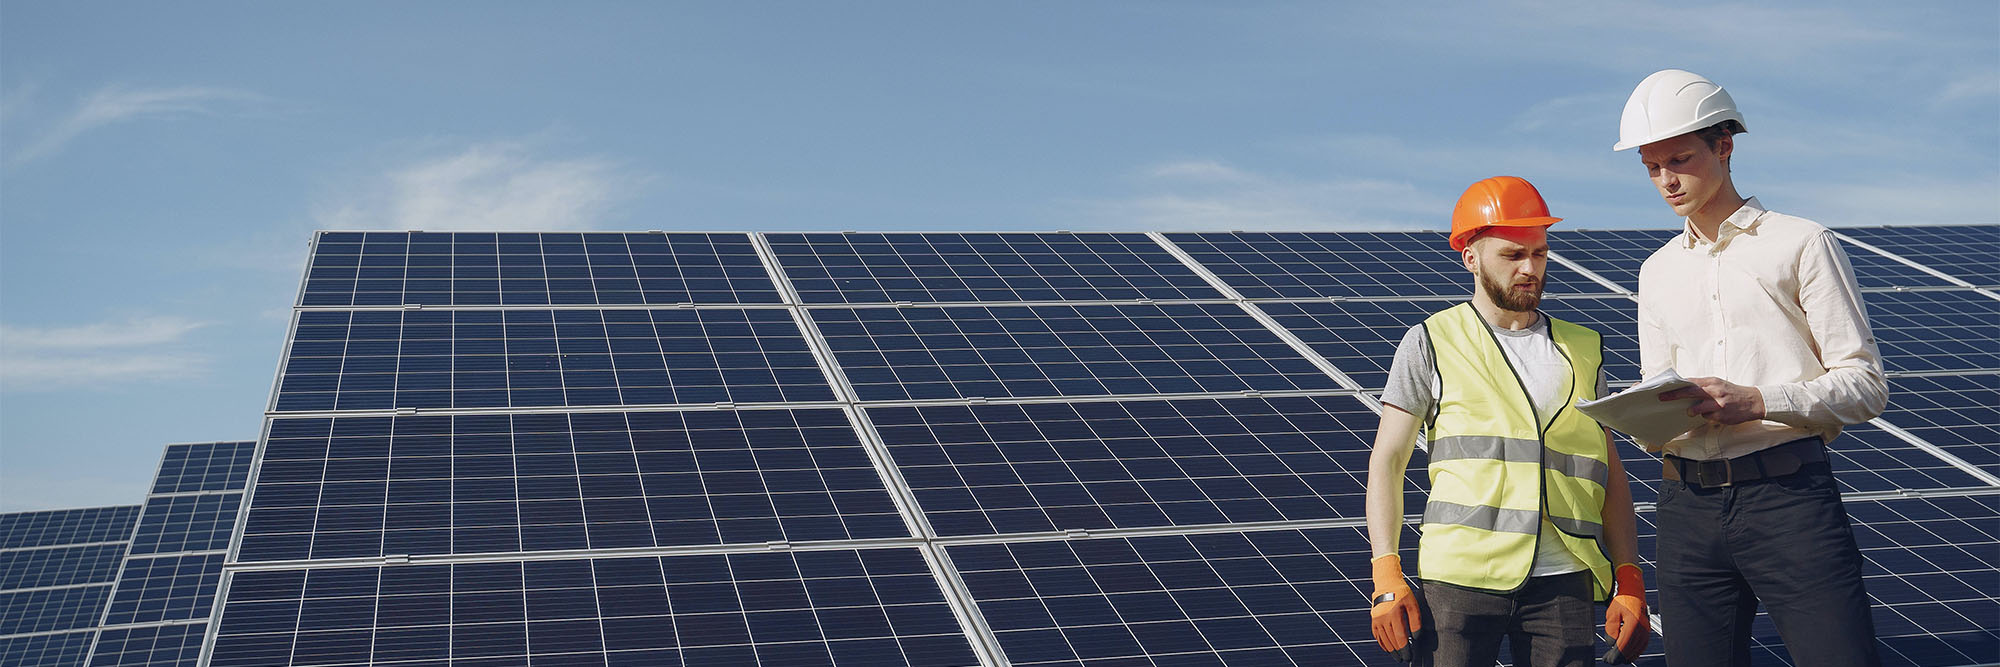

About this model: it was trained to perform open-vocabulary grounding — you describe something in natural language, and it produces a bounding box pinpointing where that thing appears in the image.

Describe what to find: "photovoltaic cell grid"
[300,231,783,307]
[0,507,139,550]
[868,395,1429,537]
[1839,225,2000,288]
[0,544,126,590]
[150,441,255,494]
[1545,229,1680,292]
[87,623,205,667]
[947,526,1424,666]
[1865,290,2000,374]
[1255,296,1643,391]
[99,554,225,626]
[208,548,980,667]
[128,494,241,556]
[1736,494,1999,667]
[1881,375,2000,476]
[0,632,97,667]
[767,232,1224,304]
[238,409,907,562]
[274,308,835,412]
[1164,231,1611,299]
[813,303,1341,402]
[0,586,112,636]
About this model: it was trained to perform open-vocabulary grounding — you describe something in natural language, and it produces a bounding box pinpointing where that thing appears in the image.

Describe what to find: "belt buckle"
[1716,460,1735,487]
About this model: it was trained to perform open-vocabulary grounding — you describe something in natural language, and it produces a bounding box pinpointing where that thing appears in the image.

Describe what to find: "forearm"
[1758,363,1887,428]
[1367,406,1422,559]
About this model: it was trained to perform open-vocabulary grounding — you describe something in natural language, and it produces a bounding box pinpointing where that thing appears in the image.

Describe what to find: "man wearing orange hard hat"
[1363,176,1648,666]
[1616,69,1885,667]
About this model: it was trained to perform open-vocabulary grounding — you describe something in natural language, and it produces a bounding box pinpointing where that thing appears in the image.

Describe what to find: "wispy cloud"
[8,84,269,165]
[1087,158,1443,230]
[314,142,641,231]
[1935,71,2000,107]
[0,316,211,390]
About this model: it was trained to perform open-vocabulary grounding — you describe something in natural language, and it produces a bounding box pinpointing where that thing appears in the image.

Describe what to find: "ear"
[1714,134,1734,161]
[1462,243,1479,272]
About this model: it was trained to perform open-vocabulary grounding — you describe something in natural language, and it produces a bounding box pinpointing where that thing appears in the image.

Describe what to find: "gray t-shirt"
[1382,313,1609,576]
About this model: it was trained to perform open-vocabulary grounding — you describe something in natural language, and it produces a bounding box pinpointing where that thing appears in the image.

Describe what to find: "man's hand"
[1658,376,1764,425]
[1604,563,1651,662]
[1369,554,1422,660]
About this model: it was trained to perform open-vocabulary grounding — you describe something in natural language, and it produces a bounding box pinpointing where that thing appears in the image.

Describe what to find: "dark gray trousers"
[1656,461,1882,667]
[1415,571,1595,667]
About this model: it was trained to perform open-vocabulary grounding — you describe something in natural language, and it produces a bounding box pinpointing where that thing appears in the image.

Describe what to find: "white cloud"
[0,316,211,390]
[1935,71,2000,106]
[8,84,268,165]
[314,142,639,231]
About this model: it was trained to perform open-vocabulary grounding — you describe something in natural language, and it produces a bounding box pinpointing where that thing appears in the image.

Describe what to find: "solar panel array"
[0,506,139,667]
[7,225,1989,666]
[77,441,256,667]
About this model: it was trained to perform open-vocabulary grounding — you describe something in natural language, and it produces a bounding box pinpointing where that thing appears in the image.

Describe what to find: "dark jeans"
[1415,571,1595,667]
[1656,461,1881,667]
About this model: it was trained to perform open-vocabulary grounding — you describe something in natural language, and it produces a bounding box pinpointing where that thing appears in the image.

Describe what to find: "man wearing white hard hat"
[1614,69,1885,666]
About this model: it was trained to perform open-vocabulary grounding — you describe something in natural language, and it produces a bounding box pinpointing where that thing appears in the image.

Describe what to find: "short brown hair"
[1693,120,1743,170]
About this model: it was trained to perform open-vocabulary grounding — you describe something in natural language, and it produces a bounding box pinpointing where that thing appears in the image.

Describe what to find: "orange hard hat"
[1449,176,1562,252]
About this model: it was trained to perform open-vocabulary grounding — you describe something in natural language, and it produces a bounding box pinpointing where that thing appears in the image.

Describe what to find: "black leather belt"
[1663,437,1827,488]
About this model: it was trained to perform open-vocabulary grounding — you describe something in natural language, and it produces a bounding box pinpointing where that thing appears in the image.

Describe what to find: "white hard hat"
[1612,69,1747,151]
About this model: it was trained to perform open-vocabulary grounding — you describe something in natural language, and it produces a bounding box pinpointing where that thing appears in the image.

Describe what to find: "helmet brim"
[1449,216,1561,251]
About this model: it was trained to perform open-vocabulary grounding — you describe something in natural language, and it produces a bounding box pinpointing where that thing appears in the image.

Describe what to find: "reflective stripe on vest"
[1417,302,1615,600]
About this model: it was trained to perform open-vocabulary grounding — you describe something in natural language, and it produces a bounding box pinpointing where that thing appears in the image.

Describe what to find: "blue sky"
[2,2,1995,511]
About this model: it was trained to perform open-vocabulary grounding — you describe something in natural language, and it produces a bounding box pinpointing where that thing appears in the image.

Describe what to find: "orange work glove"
[1369,554,1422,659]
[1604,563,1651,662]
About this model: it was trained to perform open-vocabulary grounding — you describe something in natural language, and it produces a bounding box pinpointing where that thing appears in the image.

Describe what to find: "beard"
[1478,267,1543,312]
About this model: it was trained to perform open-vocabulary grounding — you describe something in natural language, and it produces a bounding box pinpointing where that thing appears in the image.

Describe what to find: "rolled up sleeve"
[1755,231,1888,428]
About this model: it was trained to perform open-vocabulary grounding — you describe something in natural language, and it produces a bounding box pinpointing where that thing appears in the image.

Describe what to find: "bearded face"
[1478,260,1543,312]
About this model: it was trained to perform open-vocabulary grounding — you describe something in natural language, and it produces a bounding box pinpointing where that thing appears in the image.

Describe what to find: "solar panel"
[99,554,225,625]
[1826,422,1993,494]
[0,506,138,665]
[0,632,97,667]
[767,232,1223,304]
[274,308,835,411]
[0,507,139,550]
[301,231,784,306]
[1257,296,1642,391]
[127,494,240,556]
[1166,231,1614,299]
[1838,225,2000,288]
[238,409,909,562]
[1880,375,2000,476]
[813,303,1341,402]
[1546,229,1680,292]
[867,394,1428,537]
[150,441,256,495]
[1866,290,2000,373]
[206,548,982,667]
[1735,494,1999,667]
[87,623,205,667]
[947,526,1417,666]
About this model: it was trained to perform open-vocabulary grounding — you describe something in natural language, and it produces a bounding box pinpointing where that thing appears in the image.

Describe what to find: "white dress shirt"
[1636,197,1888,460]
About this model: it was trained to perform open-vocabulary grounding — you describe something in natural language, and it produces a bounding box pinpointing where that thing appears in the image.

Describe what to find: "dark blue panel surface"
[1825,422,1990,494]
[768,232,1222,304]
[274,308,834,412]
[1839,225,2000,288]
[1260,297,1644,391]
[815,303,1339,401]
[100,553,225,625]
[210,548,979,667]
[87,623,205,667]
[1882,375,2000,476]
[1167,231,1609,299]
[0,631,95,667]
[1547,228,1680,292]
[0,585,111,635]
[949,527,1435,666]
[240,410,906,562]
[0,544,127,590]
[0,507,140,550]
[1867,290,2000,373]
[869,395,1427,537]
[129,494,241,556]
[302,231,783,306]
[151,441,256,494]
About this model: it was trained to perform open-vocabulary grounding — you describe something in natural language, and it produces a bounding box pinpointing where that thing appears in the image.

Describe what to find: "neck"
[1470,292,1539,330]
[1687,181,1747,242]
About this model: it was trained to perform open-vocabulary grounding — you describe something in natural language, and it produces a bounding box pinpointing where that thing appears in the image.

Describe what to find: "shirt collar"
[1681,196,1765,249]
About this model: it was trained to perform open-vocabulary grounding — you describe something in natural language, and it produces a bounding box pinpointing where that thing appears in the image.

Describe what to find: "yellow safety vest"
[1417,302,1614,600]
